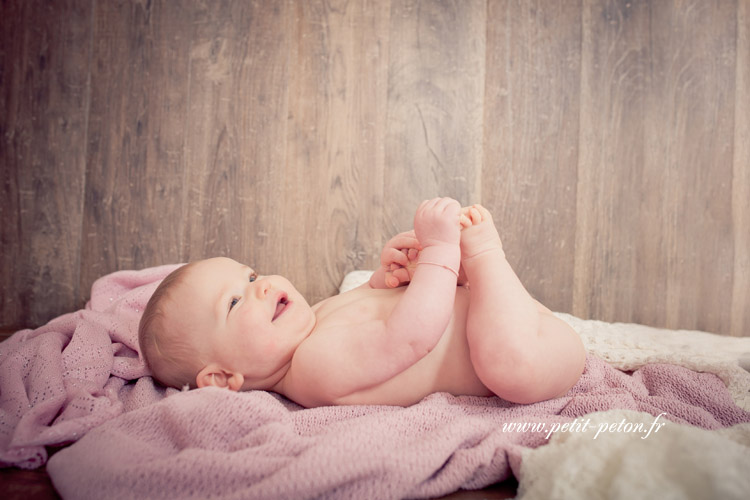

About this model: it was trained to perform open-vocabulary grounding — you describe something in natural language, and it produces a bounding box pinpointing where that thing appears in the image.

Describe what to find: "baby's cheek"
[260,338,280,355]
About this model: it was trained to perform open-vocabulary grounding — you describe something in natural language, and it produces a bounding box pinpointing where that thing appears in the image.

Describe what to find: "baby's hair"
[138,262,204,389]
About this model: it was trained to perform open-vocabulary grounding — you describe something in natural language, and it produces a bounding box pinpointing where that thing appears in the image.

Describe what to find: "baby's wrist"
[417,244,461,276]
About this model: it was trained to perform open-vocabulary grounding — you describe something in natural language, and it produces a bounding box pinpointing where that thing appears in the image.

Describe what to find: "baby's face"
[172,257,316,389]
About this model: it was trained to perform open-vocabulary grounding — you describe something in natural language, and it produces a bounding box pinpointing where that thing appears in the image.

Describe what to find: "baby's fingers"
[385,272,400,288]
[468,207,481,224]
[382,247,409,268]
[385,267,410,288]
[388,232,421,250]
[392,267,410,284]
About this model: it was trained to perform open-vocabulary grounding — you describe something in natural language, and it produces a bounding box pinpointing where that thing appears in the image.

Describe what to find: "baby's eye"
[249,272,258,282]
[229,297,240,311]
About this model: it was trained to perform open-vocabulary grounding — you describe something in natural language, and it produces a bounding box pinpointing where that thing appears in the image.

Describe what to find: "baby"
[139,198,586,407]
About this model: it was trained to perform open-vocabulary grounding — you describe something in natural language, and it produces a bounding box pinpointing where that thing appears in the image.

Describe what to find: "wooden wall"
[1,0,748,337]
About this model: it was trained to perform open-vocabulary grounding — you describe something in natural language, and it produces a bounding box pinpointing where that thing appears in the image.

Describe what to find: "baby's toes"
[473,204,493,223]
[468,207,482,225]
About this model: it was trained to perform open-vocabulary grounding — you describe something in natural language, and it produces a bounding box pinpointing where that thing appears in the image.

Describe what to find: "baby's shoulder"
[285,302,391,407]
[312,286,401,327]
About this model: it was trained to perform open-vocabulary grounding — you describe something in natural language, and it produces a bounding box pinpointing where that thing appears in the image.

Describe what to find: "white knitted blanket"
[519,316,750,500]
[518,410,750,499]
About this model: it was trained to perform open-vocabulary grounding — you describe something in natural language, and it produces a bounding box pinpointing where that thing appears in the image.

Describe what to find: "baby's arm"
[385,198,461,351]
[293,198,461,403]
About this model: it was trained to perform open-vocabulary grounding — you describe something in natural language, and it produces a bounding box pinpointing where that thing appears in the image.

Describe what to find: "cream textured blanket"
[515,314,750,499]
[519,410,750,499]
[558,312,750,412]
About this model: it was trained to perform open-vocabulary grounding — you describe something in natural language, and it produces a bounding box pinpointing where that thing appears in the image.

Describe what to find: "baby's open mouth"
[272,296,289,321]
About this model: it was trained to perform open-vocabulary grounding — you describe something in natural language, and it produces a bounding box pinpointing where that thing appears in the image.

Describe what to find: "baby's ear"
[196,365,244,391]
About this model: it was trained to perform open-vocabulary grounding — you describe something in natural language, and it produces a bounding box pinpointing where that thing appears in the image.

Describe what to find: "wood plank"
[732,0,750,337]
[1,0,745,336]
[576,0,737,336]
[0,0,91,328]
[383,0,486,236]
[484,0,582,313]
[180,0,290,279]
[282,0,391,304]
[642,0,736,334]
[79,0,192,301]
[0,466,60,500]
[575,0,651,324]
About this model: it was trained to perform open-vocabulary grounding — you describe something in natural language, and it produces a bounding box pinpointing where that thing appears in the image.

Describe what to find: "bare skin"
[172,198,586,407]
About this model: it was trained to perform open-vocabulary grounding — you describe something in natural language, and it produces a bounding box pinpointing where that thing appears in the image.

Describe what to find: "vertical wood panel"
[644,0,736,334]
[383,0,486,236]
[575,0,650,323]
[80,0,192,299]
[0,0,91,326]
[576,0,737,335]
[732,0,750,336]
[484,0,582,313]
[1,0,748,336]
[284,0,391,304]
[180,0,290,278]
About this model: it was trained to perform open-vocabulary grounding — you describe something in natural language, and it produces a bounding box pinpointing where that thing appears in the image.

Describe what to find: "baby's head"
[138,261,207,389]
[139,257,316,391]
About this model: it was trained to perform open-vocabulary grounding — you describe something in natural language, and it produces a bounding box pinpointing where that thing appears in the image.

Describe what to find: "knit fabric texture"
[0,267,748,499]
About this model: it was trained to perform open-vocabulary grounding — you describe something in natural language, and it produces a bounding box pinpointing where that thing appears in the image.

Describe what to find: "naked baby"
[138,198,586,407]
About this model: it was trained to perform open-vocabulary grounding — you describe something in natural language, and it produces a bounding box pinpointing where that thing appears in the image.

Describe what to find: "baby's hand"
[380,230,421,288]
[413,198,461,248]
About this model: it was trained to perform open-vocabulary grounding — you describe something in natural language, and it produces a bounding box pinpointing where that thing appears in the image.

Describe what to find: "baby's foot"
[459,204,504,261]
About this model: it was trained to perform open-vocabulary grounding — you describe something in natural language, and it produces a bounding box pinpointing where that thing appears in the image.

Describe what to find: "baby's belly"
[335,289,493,406]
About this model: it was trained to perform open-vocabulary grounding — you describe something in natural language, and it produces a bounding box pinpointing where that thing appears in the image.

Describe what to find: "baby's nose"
[254,278,271,298]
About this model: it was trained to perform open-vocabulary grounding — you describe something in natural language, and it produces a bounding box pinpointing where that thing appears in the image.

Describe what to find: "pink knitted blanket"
[0,264,182,469]
[1,265,749,499]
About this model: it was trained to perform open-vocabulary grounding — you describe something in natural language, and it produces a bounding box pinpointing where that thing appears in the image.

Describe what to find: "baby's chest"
[313,288,403,329]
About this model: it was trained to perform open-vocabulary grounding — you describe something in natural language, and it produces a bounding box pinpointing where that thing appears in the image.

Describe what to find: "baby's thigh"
[464,305,546,394]
[464,305,517,375]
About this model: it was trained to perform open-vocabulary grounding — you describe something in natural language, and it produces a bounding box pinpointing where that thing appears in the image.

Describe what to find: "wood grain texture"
[180,0,290,273]
[284,0,390,304]
[575,0,652,324]
[576,0,738,334]
[732,0,750,337]
[384,0,485,235]
[80,0,192,298]
[0,0,91,328]
[643,0,736,334]
[484,0,582,313]
[1,0,748,336]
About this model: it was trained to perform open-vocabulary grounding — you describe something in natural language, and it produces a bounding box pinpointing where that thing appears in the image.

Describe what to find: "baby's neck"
[241,360,293,393]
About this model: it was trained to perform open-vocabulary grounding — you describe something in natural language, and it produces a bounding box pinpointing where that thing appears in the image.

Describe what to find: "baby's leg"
[460,205,585,404]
